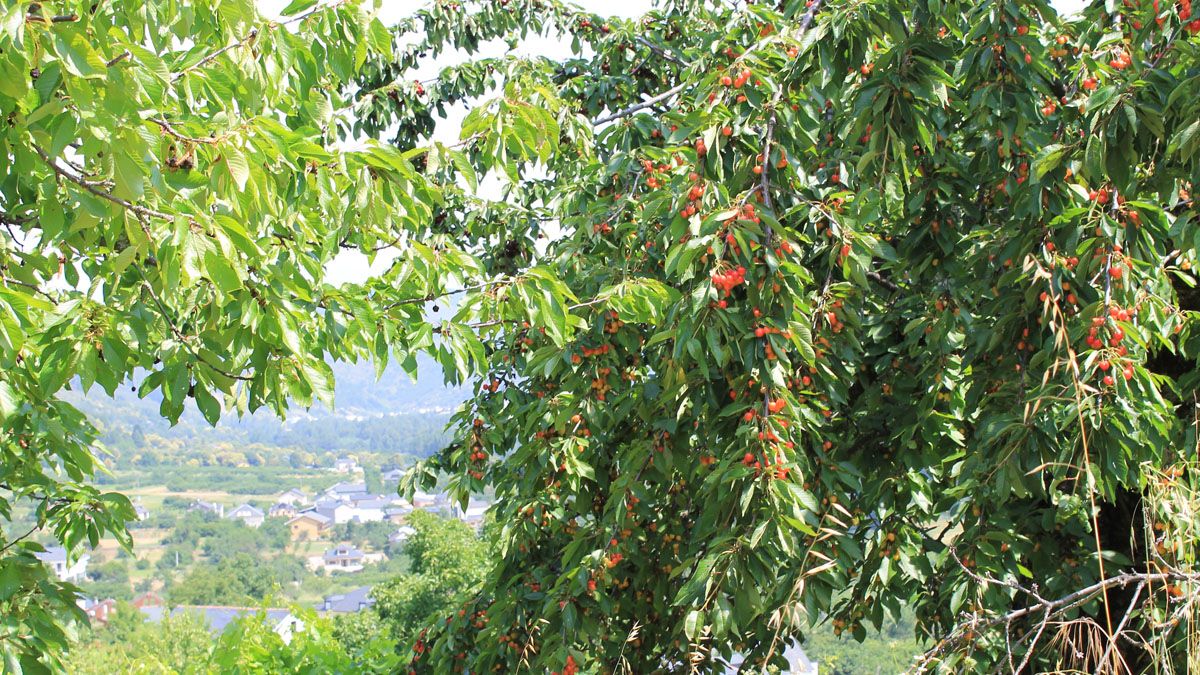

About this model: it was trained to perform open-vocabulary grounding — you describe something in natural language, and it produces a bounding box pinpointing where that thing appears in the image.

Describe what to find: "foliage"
[167,552,288,606]
[383,0,1200,672]
[372,511,488,643]
[0,0,466,666]
[345,511,488,648]
[5,0,1200,672]
[68,603,401,674]
[331,519,394,552]
[67,607,211,675]
[803,612,920,674]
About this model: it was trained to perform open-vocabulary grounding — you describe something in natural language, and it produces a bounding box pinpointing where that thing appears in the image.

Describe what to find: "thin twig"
[106,51,131,67]
[150,119,228,145]
[1097,581,1144,673]
[172,30,259,82]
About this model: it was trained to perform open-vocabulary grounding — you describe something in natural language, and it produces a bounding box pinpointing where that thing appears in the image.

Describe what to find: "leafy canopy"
[3,0,1200,673]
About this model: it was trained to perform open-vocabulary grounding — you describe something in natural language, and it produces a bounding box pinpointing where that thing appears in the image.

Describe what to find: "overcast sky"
[257,0,1089,283]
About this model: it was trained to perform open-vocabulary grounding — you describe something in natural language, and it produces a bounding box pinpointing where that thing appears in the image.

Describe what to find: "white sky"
[257,0,1087,284]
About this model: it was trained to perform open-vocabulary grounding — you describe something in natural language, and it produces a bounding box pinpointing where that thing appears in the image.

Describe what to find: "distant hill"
[67,355,468,458]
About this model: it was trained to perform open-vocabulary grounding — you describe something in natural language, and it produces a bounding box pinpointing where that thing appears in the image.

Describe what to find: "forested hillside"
[68,357,463,459]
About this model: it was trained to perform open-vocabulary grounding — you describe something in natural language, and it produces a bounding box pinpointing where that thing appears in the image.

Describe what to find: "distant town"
[34,453,490,641]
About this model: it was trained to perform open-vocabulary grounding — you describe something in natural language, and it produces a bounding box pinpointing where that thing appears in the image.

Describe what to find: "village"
[37,455,490,640]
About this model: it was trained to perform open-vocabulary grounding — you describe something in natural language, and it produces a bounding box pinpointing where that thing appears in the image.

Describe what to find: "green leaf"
[280,0,319,15]
[224,146,250,191]
[54,32,107,79]
[0,381,17,421]
[1033,143,1067,179]
[114,149,145,201]
[204,250,242,294]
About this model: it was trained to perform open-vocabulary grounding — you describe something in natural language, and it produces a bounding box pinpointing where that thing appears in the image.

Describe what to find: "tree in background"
[335,511,487,650]
[168,552,282,606]
[69,604,401,673]
[67,608,211,675]
[363,464,383,495]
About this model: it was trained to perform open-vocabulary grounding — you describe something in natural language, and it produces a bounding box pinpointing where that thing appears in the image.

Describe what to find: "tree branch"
[33,145,174,222]
[0,523,40,555]
[172,30,259,83]
[150,118,229,146]
[914,571,1199,673]
[26,13,78,24]
[593,83,687,126]
[137,278,255,383]
[635,36,685,66]
[171,3,335,83]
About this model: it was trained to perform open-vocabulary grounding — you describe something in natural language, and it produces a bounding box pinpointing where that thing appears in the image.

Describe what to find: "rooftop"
[319,586,375,613]
[140,605,293,634]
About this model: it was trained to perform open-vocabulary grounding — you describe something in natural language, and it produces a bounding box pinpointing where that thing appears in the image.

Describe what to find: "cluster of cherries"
[640,158,674,189]
[1109,48,1132,70]
[466,418,488,479]
[1086,304,1136,386]
[711,266,747,307]
[550,654,578,675]
[719,68,753,89]
[679,176,705,218]
[1175,0,1200,32]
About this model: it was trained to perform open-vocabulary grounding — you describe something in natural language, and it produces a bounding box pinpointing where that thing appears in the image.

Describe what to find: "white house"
[308,545,387,574]
[188,500,224,518]
[324,481,368,500]
[227,504,265,529]
[333,456,360,474]
[345,497,389,523]
[35,546,90,582]
[321,545,365,572]
[311,499,356,525]
[388,525,417,545]
[276,488,308,506]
